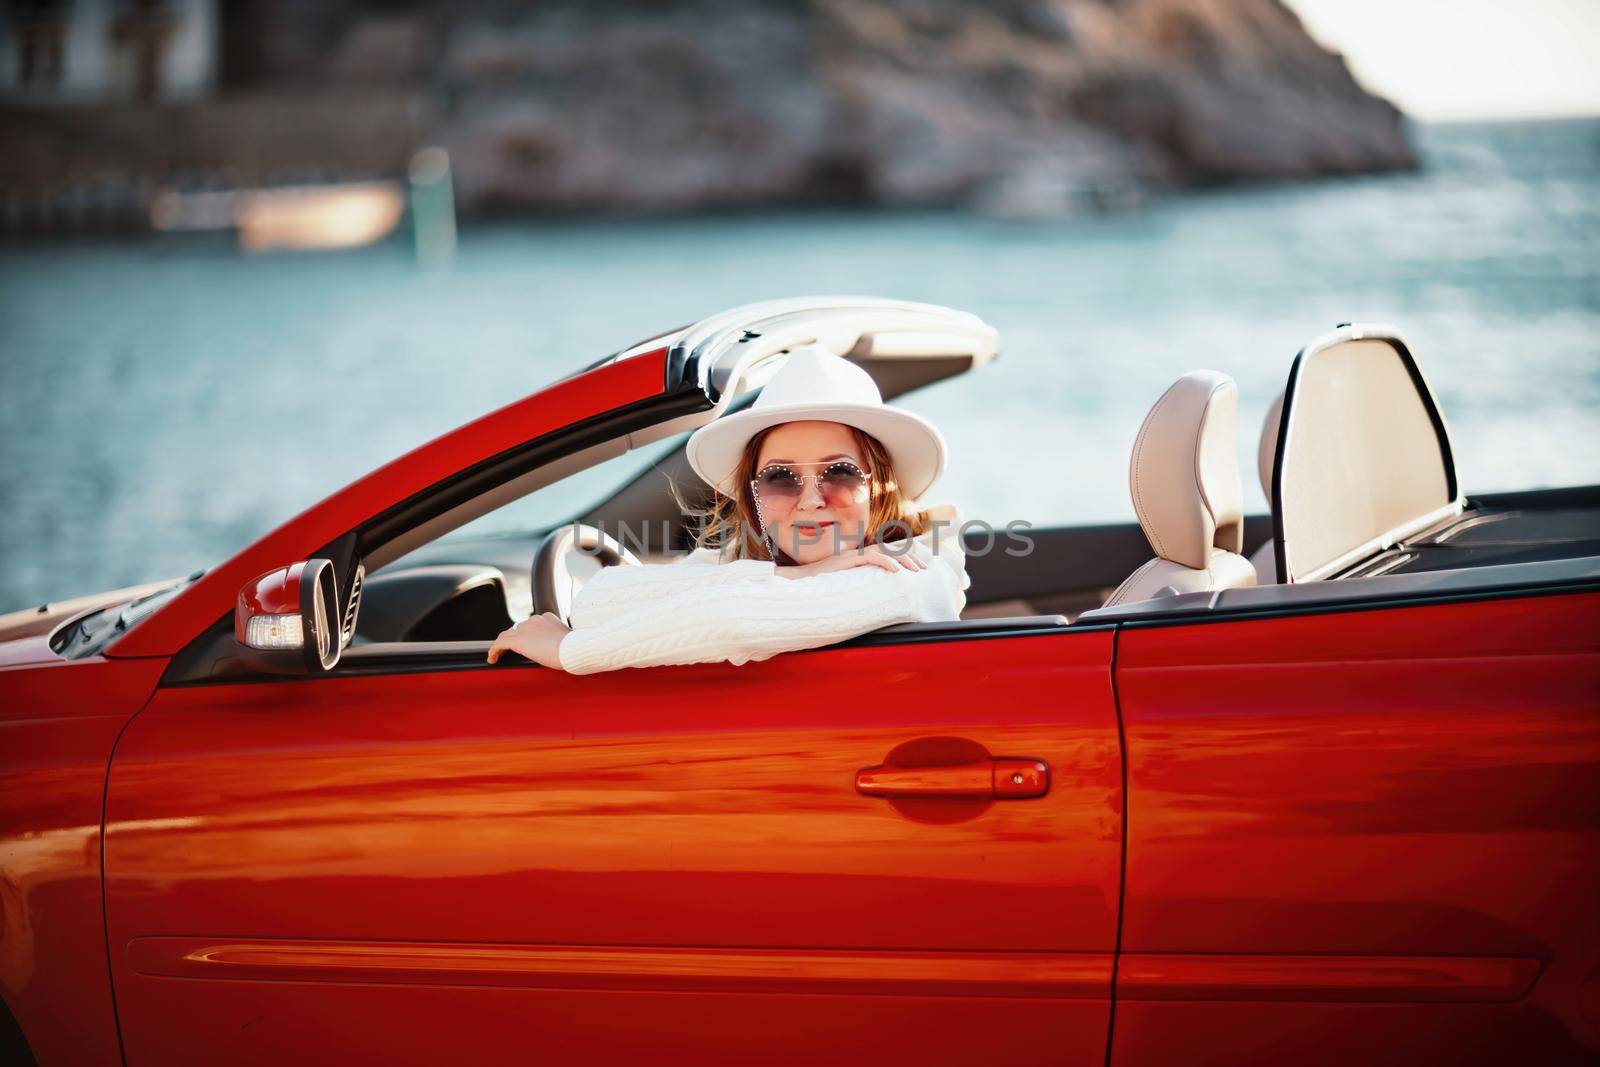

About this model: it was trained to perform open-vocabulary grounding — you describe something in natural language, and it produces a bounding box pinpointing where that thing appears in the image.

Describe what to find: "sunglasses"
[750,460,872,511]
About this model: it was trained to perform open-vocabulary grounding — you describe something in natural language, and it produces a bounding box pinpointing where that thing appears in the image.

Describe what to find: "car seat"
[1103,370,1257,607]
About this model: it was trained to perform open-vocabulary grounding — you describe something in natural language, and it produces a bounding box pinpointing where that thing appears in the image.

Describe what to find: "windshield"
[116,581,192,630]
[435,431,692,545]
[54,572,201,660]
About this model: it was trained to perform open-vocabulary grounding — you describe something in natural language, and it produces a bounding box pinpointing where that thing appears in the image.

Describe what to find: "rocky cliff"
[1,0,1415,222]
[430,0,1414,214]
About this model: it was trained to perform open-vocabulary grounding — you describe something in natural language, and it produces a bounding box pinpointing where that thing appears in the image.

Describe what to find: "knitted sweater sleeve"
[556,524,969,675]
[560,547,778,630]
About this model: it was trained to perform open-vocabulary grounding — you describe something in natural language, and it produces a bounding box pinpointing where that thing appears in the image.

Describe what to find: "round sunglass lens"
[757,467,803,500]
[820,463,868,503]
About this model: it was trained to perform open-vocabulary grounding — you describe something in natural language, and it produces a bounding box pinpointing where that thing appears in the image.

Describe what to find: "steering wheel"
[532,523,643,625]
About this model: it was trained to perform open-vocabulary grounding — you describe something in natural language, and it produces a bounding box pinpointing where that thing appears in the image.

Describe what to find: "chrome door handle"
[855,759,1049,799]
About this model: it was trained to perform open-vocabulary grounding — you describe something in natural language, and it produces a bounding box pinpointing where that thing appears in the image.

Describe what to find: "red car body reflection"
[1113,592,1600,1066]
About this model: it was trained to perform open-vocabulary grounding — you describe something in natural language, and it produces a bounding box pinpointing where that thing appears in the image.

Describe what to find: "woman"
[486,344,970,673]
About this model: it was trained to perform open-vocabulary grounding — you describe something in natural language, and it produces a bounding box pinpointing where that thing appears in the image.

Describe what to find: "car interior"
[327,316,1598,668]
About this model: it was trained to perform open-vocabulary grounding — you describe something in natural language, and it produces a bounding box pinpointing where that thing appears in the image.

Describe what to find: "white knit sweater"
[556,506,972,674]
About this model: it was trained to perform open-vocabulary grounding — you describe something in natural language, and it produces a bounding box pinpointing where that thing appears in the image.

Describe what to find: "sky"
[1283,0,1600,120]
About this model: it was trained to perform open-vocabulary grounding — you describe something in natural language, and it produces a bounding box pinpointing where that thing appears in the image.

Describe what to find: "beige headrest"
[1129,370,1244,570]
[1258,389,1285,500]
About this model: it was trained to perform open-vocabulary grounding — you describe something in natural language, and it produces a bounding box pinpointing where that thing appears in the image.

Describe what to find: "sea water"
[1,119,1595,611]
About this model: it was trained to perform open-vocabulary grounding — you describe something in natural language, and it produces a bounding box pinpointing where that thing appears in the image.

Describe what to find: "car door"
[1109,589,1600,1066]
[105,622,1121,1067]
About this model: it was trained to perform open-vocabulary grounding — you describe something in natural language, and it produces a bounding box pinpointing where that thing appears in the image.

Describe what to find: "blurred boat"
[149,180,406,251]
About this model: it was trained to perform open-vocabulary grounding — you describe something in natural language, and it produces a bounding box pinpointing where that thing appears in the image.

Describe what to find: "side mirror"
[236,558,343,673]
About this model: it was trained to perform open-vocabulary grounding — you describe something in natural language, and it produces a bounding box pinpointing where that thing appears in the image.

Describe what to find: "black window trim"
[1087,557,1600,632]
[163,614,1103,686]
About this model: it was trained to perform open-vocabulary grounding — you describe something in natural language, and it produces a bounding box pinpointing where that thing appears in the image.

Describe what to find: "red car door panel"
[1111,591,1600,1066]
[105,629,1121,1066]
[0,655,166,1067]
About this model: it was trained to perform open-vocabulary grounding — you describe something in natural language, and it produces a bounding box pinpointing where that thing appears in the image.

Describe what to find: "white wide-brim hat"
[686,344,948,500]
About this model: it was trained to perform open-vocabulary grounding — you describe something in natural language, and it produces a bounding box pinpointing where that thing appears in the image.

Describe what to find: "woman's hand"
[776,543,928,580]
[487,611,572,669]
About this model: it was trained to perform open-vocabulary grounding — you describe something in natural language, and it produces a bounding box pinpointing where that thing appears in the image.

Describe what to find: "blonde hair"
[671,424,933,562]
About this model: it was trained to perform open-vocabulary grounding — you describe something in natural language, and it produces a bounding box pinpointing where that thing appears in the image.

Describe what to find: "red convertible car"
[1,297,1596,1067]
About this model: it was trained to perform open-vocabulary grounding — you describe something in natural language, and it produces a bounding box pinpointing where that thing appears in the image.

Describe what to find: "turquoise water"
[1,119,1596,612]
